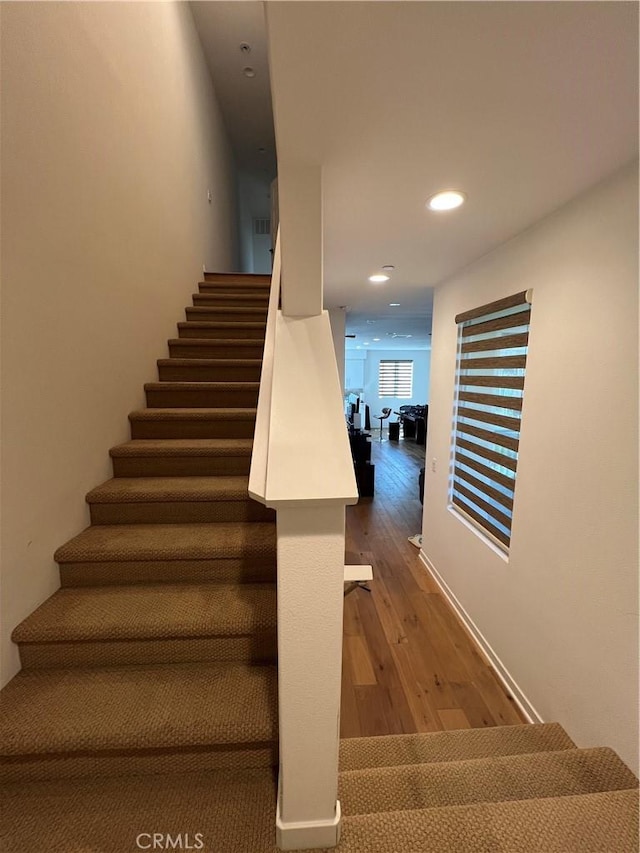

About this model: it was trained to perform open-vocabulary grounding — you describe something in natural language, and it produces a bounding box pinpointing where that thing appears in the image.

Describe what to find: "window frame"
[449,290,532,553]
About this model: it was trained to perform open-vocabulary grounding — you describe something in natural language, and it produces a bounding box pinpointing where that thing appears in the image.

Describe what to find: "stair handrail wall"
[249,226,358,851]
[248,229,282,502]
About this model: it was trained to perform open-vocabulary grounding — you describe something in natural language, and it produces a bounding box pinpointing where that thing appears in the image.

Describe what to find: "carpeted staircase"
[1,273,638,852]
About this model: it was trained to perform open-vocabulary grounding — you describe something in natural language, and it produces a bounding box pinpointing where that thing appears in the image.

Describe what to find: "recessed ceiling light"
[369,274,390,283]
[373,337,381,341]
[389,303,400,307]
[356,346,361,350]
[381,265,395,272]
[243,67,256,78]
[364,342,370,345]
[427,190,466,211]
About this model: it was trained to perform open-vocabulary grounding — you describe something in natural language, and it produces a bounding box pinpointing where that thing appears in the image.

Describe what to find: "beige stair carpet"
[1,274,278,793]
[2,726,638,852]
[1,274,638,852]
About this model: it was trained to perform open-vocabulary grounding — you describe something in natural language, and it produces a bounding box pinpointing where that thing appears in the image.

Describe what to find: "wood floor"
[341,431,526,738]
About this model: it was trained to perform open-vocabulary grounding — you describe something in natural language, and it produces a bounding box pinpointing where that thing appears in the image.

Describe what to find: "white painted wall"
[0,2,237,685]
[345,356,366,393]
[328,308,346,392]
[362,348,431,423]
[421,163,639,772]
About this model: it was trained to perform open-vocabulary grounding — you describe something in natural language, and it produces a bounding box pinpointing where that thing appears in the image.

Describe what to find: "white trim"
[448,504,509,562]
[344,564,373,582]
[418,549,543,724]
[276,795,341,850]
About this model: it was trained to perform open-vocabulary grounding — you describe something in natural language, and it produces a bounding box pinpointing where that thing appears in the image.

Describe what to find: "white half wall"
[0,2,237,685]
[421,162,639,773]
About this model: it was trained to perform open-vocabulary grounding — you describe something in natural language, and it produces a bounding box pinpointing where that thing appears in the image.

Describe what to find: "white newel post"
[248,168,358,849]
[275,503,346,850]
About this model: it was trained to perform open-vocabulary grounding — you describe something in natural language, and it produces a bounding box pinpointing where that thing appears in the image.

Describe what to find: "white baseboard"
[418,549,543,724]
[276,796,341,850]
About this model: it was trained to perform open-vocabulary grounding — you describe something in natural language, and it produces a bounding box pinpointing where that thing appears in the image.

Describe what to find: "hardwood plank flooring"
[341,434,526,737]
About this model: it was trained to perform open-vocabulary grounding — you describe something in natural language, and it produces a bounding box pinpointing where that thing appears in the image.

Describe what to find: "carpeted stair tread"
[54,522,276,563]
[0,662,277,756]
[332,790,640,853]
[110,438,253,458]
[1,768,278,853]
[86,476,254,504]
[338,747,639,814]
[129,407,256,421]
[12,582,276,644]
[2,773,638,853]
[339,723,576,771]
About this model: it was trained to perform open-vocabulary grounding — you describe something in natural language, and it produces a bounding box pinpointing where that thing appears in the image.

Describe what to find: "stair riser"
[168,343,264,359]
[19,632,277,670]
[193,294,269,308]
[0,743,278,784]
[203,273,270,284]
[145,388,259,408]
[178,325,265,340]
[157,364,262,382]
[111,456,251,477]
[186,308,268,323]
[198,281,270,299]
[130,420,256,440]
[89,501,275,525]
[59,559,277,587]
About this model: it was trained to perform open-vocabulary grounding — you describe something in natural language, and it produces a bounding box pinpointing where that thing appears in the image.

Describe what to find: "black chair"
[374,407,392,441]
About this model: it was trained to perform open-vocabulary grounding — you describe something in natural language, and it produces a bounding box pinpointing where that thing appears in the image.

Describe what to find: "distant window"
[378,360,413,398]
[450,291,532,552]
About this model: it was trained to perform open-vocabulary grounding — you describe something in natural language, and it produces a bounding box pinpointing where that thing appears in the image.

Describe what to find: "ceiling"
[193,2,638,350]
[190,1,277,179]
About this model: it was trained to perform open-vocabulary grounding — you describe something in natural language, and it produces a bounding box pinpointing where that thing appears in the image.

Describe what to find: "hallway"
[341,436,526,737]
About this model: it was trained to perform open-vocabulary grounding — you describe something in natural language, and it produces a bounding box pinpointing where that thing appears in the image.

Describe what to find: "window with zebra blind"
[378,359,413,398]
[450,290,532,552]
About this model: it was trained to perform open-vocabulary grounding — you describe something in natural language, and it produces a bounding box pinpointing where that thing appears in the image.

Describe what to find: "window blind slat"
[459,355,527,370]
[452,496,511,547]
[458,391,523,411]
[460,332,529,355]
[455,449,517,488]
[454,466,514,512]
[456,421,520,453]
[457,405,521,432]
[453,482,512,530]
[458,375,525,390]
[455,291,529,324]
[461,309,531,337]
